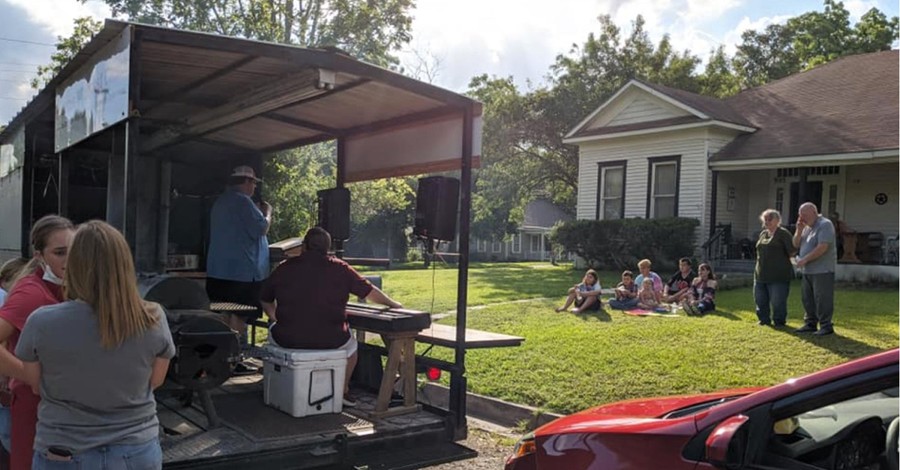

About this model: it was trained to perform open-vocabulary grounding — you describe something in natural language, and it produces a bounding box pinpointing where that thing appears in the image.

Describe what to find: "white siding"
[606,96,685,127]
[576,128,709,222]
[843,163,899,237]
[583,88,691,131]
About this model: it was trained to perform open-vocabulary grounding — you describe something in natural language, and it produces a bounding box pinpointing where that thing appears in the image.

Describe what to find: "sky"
[1,0,897,126]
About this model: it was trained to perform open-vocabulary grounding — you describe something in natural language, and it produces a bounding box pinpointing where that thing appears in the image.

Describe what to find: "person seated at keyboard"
[260,227,401,407]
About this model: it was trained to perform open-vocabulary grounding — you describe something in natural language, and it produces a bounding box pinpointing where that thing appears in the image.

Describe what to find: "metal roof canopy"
[2,19,481,440]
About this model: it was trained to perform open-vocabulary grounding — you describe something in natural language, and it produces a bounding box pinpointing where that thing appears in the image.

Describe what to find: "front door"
[788,181,822,225]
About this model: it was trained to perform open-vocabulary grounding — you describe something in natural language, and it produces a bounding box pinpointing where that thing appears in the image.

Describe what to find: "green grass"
[363,262,899,415]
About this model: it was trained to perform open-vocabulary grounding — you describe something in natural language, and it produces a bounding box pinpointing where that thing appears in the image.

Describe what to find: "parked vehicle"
[506,349,899,470]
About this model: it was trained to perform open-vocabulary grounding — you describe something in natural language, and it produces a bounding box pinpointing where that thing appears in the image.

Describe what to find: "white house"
[564,51,899,280]
[467,199,573,261]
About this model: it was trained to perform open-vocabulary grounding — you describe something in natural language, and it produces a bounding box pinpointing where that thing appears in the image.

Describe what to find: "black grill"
[138,275,241,426]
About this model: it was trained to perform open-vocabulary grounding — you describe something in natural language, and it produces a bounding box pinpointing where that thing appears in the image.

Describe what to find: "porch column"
[709,170,718,238]
[798,167,809,208]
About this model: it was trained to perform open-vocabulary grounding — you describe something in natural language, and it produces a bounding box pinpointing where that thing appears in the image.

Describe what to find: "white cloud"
[680,0,742,22]
[5,0,110,37]
[718,14,793,55]
[844,0,880,20]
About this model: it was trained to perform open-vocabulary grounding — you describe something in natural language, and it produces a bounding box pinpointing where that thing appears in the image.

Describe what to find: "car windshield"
[662,396,743,419]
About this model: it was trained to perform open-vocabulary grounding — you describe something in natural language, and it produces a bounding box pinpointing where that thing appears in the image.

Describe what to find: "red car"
[506,349,899,470]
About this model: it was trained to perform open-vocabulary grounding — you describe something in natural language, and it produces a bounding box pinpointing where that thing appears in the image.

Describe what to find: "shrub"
[550,218,700,272]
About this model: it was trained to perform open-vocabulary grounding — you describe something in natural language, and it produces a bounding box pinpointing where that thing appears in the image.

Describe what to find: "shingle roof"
[713,50,899,162]
[635,79,754,127]
[523,199,573,229]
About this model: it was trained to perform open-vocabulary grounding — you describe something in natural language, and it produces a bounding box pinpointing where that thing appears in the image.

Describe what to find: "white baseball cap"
[230,165,261,182]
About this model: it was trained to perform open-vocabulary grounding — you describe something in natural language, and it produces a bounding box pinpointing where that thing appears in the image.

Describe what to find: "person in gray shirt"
[15,220,175,468]
[792,202,837,336]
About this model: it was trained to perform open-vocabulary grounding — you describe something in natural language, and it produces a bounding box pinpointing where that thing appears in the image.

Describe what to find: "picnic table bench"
[416,323,524,349]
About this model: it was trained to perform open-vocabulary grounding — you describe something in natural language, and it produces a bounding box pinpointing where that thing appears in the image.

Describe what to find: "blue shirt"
[206,188,270,282]
[798,215,836,274]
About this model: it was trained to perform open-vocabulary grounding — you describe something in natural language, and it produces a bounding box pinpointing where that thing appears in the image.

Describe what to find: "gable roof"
[522,199,573,230]
[713,50,899,164]
[564,79,755,142]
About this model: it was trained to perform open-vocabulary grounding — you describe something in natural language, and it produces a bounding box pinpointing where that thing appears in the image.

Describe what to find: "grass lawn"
[363,262,899,415]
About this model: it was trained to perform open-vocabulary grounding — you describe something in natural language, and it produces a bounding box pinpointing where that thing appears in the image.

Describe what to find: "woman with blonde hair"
[0,215,74,470]
[15,220,175,469]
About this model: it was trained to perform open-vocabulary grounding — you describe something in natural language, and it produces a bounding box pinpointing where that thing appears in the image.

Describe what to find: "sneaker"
[756,321,772,326]
[342,394,357,408]
[773,322,787,327]
[232,362,258,376]
[813,326,834,336]
[794,324,817,333]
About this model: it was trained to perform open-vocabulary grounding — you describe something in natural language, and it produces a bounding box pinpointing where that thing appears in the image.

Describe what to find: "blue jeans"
[33,439,161,470]
[754,281,790,325]
[608,297,639,310]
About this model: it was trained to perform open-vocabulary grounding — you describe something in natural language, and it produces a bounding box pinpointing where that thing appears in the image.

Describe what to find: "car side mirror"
[706,415,750,469]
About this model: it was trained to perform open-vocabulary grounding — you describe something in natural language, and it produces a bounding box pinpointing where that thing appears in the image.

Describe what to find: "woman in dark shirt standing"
[754,209,796,326]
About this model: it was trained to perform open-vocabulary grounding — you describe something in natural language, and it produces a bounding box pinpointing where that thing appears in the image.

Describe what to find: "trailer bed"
[157,371,475,469]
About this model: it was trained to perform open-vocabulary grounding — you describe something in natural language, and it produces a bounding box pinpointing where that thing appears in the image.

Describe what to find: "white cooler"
[262,343,347,417]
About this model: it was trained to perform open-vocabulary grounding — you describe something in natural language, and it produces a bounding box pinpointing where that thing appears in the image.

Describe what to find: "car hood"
[537,388,760,436]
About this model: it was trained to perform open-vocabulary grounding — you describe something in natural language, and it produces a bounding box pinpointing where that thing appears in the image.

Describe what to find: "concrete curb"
[419,383,562,431]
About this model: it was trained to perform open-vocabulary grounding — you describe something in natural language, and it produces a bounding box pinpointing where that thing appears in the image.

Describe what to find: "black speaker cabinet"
[317,188,350,241]
[414,176,459,242]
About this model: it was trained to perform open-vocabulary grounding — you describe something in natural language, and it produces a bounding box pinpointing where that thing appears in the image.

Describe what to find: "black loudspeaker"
[414,176,459,242]
[317,188,350,241]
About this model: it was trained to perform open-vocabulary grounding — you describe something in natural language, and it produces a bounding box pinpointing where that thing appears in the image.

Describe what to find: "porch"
[704,161,898,273]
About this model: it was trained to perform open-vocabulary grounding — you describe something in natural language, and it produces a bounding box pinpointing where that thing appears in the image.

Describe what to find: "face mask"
[42,262,64,286]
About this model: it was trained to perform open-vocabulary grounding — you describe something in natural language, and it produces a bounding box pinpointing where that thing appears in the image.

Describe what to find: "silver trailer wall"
[0,128,25,262]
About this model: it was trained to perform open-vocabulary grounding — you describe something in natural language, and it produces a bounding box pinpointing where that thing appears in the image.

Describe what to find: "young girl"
[637,278,662,309]
[682,263,717,316]
[555,269,602,313]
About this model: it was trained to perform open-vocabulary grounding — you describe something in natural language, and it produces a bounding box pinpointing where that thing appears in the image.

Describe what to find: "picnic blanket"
[622,308,680,317]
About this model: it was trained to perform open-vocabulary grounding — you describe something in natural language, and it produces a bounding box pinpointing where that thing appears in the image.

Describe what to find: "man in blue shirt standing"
[207,165,272,374]
[793,202,837,336]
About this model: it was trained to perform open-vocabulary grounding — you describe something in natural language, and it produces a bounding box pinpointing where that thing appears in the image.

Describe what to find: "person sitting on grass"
[634,259,665,297]
[682,263,717,316]
[664,257,695,303]
[555,269,602,313]
[637,278,662,310]
[608,270,639,310]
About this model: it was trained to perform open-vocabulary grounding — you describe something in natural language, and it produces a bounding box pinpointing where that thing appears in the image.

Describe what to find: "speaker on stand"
[317,188,350,248]
[414,176,459,263]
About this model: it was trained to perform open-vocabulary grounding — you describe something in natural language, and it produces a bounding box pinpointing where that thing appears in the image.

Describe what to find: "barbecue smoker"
[138,275,240,426]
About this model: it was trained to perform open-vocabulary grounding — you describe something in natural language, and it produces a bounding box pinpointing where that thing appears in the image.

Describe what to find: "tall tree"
[734,0,898,87]
[97,0,414,66]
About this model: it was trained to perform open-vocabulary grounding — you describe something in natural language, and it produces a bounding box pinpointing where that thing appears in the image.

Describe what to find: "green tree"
[98,0,413,67]
[699,46,741,98]
[734,0,898,87]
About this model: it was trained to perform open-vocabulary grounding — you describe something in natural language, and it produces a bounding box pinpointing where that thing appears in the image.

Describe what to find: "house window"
[775,187,784,213]
[476,239,486,252]
[529,235,541,252]
[597,161,626,220]
[827,184,838,216]
[492,240,502,253]
[647,156,680,218]
[512,234,521,253]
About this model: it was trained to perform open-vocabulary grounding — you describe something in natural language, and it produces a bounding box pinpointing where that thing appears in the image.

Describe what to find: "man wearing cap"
[207,165,272,374]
